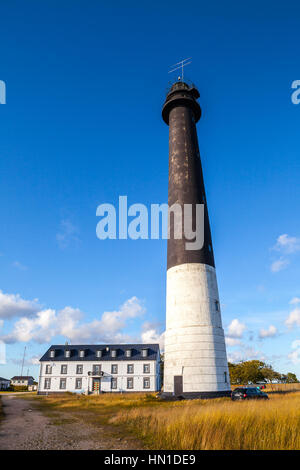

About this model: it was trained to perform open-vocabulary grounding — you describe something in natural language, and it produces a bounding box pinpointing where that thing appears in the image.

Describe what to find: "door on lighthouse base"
[174,376,183,396]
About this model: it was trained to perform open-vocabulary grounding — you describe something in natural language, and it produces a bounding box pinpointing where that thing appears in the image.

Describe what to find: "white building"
[11,376,35,387]
[38,344,160,395]
[0,377,10,390]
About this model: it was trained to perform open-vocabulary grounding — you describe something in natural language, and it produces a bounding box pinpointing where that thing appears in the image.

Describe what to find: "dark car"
[231,387,269,401]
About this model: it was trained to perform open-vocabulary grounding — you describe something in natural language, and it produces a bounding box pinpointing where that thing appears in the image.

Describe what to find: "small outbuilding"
[0,377,10,390]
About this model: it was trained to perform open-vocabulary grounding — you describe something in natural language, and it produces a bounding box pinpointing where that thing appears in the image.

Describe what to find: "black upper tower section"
[162,81,215,270]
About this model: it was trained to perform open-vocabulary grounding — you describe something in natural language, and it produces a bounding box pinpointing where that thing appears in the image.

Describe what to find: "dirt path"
[0,395,143,450]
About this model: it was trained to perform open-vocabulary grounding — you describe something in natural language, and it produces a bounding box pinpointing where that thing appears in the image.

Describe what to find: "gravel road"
[0,395,143,450]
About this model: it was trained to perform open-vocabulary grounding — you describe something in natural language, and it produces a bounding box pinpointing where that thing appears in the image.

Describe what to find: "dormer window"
[111,349,117,358]
[49,350,55,358]
[79,350,85,358]
[96,350,102,358]
[125,349,131,358]
[65,350,71,358]
[141,349,148,357]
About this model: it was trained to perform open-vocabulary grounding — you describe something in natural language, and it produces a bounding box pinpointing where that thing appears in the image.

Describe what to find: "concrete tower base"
[163,263,231,398]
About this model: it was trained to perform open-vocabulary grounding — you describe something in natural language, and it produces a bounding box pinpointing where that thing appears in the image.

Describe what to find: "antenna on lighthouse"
[168,57,192,82]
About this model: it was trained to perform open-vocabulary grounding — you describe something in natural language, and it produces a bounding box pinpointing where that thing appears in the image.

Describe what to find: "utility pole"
[20,346,26,377]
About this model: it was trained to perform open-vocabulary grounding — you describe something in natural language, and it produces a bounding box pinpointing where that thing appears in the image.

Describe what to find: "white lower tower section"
[164,263,231,396]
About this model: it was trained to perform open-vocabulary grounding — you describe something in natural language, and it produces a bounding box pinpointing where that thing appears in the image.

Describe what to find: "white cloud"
[0,290,40,320]
[141,322,165,350]
[288,348,300,364]
[270,257,289,273]
[11,355,42,366]
[274,234,300,254]
[56,219,80,249]
[1,296,145,345]
[12,261,28,271]
[291,339,300,349]
[225,337,242,347]
[285,307,300,328]
[227,346,266,363]
[290,297,300,305]
[227,319,247,339]
[259,325,277,339]
[3,309,57,344]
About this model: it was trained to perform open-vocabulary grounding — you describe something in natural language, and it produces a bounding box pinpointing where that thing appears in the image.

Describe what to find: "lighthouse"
[162,80,231,398]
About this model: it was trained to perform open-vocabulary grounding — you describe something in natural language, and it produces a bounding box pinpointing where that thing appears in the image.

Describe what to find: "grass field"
[28,385,300,450]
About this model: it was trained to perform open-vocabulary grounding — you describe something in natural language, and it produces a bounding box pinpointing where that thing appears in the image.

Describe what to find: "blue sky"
[1,0,300,380]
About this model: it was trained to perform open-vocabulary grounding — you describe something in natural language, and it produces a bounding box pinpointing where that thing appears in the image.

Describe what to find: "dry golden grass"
[111,392,300,450]
[28,390,300,450]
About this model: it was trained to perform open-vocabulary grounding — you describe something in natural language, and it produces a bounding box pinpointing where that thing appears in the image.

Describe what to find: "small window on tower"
[215,301,220,312]
[224,372,227,383]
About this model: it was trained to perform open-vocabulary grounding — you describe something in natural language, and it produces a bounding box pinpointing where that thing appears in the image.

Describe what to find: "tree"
[228,362,244,384]
[240,360,265,384]
[261,364,277,383]
[286,372,298,383]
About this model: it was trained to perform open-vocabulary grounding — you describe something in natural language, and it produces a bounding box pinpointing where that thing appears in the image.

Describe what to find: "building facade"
[11,376,35,387]
[162,80,231,398]
[0,377,10,390]
[38,344,160,395]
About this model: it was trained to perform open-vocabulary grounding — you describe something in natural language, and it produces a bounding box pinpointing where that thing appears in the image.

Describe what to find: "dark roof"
[0,377,10,381]
[11,376,35,380]
[40,344,160,362]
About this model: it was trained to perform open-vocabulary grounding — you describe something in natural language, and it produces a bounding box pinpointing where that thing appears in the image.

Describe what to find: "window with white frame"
[127,364,134,374]
[93,364,101,375]
[76,365,83,374]
[96,350,102,358]
[45,365,52,374]
[49,350,55,358]
[143,364,150,374]
[79,350,85,358]
[111,349,117,358]
[143,377,150,389]
[65,350,71,358]
[75,378,82,389]
[44,378,51,389]
[125,349,131,357]
[61,365,68,374]
[111,364,118,374]
[127,377,134,389]
[60,378,66,390]
[111,378,117,389]
[141,349,148,357]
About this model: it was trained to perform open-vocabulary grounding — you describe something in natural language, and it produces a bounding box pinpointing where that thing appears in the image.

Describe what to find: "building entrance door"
[92,378,101,393]
[174,375,183,396]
